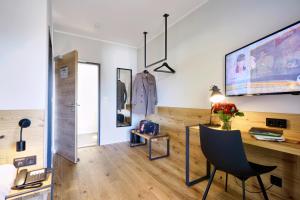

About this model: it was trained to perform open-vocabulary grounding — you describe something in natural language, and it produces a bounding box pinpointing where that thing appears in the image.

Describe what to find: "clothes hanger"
[153,62,175,73]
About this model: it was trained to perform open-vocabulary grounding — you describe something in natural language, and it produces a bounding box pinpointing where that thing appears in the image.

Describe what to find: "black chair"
[200,125,276,200]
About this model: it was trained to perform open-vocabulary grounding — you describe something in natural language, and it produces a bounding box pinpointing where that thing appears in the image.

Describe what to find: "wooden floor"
[53,143,277,200]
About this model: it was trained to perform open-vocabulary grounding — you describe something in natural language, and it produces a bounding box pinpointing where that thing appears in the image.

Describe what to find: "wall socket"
[13,155,37,168]
[266,118,287,128]
[270,175,282,187]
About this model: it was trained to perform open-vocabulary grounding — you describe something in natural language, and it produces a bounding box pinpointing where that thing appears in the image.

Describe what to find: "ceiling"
[52,0,208,48]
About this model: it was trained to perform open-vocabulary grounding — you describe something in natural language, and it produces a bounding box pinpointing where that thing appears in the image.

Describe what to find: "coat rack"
[144,14,175,74]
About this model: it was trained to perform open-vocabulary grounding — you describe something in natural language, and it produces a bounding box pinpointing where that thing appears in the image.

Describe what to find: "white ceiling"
[52,0,208,48]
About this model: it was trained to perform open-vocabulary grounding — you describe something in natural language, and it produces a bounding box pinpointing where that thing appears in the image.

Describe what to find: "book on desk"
[249,127,285,142]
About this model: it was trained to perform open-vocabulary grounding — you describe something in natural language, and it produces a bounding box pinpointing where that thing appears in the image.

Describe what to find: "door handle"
[66,103,80,107]
[66,103,80,112]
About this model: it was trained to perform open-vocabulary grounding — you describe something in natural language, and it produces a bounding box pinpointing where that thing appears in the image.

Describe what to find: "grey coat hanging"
[117,80,127,110]
[132,72,157,115]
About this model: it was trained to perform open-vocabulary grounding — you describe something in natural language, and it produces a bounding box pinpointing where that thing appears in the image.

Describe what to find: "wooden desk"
[190,126,300,156]
[185,125,300,187]
[6,171,52,200]
[130,130,170,160]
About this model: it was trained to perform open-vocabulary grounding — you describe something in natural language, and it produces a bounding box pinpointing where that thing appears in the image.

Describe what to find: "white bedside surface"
[0,165,16,200]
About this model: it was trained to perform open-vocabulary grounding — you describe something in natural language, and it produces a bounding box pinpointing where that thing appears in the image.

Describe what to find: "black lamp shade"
[209,85,225,103]
[19,119,31,128]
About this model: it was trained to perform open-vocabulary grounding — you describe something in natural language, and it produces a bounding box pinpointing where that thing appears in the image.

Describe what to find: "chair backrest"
[200,125,253,177]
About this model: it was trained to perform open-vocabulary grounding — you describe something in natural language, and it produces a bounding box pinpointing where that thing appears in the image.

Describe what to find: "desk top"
[6,172,52,199]
[189,126,300,157]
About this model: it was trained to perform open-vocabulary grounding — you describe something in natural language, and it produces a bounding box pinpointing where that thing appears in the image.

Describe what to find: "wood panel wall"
[147,106,300,200]
[0,110,45,169]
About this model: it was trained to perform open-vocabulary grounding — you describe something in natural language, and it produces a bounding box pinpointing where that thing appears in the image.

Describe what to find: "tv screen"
[225,21,300,96]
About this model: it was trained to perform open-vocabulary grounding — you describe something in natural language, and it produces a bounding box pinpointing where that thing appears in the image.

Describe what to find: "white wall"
[78,63,99,135]
[0,0,48,110]
[53,32,138,145]
[138,0,300,114]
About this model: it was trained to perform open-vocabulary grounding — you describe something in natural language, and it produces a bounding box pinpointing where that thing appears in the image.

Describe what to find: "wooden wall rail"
[147,106,300,200]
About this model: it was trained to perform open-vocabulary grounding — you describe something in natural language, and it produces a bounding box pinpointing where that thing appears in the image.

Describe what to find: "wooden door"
[54,50,78,163]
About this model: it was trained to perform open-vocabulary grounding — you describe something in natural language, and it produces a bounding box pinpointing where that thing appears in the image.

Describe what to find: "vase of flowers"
[212,103,244,130]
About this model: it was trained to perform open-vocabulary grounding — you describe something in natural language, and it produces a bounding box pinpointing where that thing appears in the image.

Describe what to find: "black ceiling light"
[16,118,31,152]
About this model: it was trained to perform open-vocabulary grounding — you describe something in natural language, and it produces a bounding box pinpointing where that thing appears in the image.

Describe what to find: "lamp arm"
[20,127,23,141]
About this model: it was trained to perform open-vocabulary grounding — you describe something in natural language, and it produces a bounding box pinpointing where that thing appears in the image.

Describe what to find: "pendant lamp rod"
[144,32,147,68]
[164,13,168,60]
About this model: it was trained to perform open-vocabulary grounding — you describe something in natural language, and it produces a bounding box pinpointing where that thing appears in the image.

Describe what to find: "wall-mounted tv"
[225,21,300,96]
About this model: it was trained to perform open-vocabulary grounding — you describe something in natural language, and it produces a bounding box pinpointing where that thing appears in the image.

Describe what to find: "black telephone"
[12,168,47,190]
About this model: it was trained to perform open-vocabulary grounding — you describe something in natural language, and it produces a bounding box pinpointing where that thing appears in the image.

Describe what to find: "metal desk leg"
[185,126,211,186]
[149,137,170,161]
[167,138,170,157]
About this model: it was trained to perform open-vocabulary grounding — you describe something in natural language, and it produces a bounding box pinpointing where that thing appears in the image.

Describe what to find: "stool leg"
[148,138,152,160]
[257,175,269,200]
[202,167,217,200]
[225,173,228,192]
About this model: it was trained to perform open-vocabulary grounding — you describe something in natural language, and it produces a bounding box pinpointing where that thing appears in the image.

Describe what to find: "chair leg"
[225,172,228,192]
[257,175,269,200]
[202,167,217,200]
[242,180,246,200]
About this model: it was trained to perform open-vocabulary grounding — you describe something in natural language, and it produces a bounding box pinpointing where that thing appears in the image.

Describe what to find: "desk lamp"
[207,85,225,126]
[16,118,31,152]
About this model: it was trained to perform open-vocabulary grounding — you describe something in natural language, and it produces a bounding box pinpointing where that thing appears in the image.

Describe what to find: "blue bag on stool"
[139,120,160,136]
